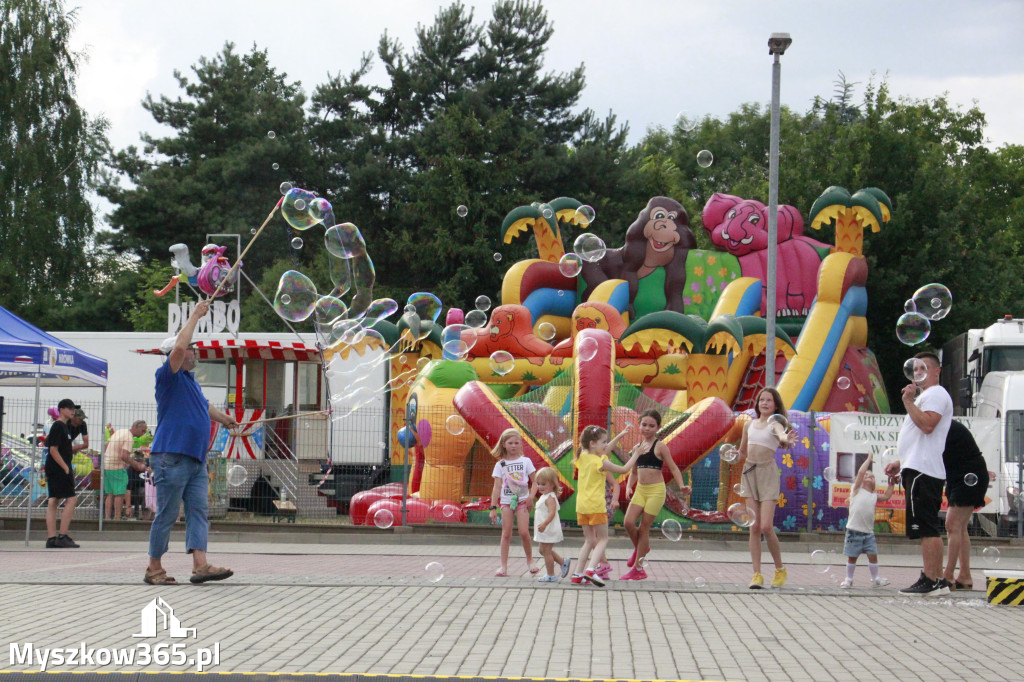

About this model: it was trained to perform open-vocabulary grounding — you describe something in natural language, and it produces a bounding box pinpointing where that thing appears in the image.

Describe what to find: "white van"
[974,371,1024,534]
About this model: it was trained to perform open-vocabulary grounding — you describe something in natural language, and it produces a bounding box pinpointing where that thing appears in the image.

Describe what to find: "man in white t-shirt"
[888,351,953,596]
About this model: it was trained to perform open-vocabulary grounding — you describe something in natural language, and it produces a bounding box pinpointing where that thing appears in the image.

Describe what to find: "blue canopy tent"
[0,305,108,542]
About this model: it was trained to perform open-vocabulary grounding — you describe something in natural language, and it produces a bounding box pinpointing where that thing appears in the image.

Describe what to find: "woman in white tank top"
[737,388,796,589]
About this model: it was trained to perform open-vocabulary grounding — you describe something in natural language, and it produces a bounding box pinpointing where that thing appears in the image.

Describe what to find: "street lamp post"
[765,32,792,388]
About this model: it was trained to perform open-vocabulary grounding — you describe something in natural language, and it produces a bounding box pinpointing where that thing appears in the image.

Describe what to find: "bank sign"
[829,413,1000,513]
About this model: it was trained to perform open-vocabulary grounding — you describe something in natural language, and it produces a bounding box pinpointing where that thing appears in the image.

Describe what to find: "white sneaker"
[872,577,890,588]
[839,578,853,589]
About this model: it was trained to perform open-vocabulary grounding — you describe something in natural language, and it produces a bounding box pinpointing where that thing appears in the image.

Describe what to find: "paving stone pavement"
[1,534,1023,681]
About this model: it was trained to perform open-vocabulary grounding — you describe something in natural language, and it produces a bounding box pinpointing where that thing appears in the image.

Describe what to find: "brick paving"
[0,533,1022,681]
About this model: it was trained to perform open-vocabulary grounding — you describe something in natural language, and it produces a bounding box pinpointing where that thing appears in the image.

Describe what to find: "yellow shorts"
[576,512,608,526]
[628,482,667,516]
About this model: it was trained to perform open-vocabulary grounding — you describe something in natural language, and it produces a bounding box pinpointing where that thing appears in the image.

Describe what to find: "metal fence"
[2,396,1020,539]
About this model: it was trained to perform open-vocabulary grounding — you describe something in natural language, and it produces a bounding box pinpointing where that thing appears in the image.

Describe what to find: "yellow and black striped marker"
[987,575,1024,605]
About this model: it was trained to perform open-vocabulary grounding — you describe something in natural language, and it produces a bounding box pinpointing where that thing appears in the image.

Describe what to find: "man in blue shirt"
[145,299,238,585]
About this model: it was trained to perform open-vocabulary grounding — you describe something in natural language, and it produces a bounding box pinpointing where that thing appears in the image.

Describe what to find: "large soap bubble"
[325,223,367,259]
[407,292,443,323]
[373,508,394,529]
[896,312,930,345]
[465,309,488,328]
[282,188,323,230]
[726,502,756,527]
[573,205,596,227]
[903,357,928,383]
[558,253,583,277]
[475,295,491,311]
[696,149,714,168]
[489,350,515,376]
[911,283,952,321]
[537,322,557,341]
[424,561,445,582]
[661,519,682,541]
[573,233,606,262]
[274,270,318,322]
[227,465,247,487]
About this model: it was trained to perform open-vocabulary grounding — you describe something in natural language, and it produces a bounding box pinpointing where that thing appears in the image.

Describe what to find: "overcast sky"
[70,0,1022,157]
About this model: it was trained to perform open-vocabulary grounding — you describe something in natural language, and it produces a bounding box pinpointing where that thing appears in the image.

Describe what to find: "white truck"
[941,317,1024,535]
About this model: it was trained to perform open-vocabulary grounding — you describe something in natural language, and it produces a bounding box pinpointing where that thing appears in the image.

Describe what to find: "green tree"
[309,0,636,310]
[100,43,312,287]
[0,0,108,323]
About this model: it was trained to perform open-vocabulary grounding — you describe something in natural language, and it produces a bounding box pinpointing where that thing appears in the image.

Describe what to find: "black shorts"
[946,462,990,509]
[903,468,943,539]
[44,465,77,500]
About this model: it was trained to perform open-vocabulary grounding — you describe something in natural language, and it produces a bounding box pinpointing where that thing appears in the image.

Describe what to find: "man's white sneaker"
[839,578,853,589]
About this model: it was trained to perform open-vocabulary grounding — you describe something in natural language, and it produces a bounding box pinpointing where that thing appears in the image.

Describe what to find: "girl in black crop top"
[619,410,690,580]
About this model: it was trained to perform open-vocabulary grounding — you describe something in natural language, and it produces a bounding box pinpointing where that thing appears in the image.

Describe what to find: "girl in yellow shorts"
[621,409,690,581]
[570,425,643,586]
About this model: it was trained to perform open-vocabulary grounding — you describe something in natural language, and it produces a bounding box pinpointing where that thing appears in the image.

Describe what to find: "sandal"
[494,568,508,577]
[528,564,540,574]
[143,569,178,585]
[190,563,234,584]
[955,581,974,591]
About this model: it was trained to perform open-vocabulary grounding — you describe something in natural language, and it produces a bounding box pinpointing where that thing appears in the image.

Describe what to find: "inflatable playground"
[336,186,899,531]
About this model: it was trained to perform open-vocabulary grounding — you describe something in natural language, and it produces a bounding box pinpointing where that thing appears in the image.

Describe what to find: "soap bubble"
[424,562,445,582]
[720,445,739,463]
[573,233,606,262]
[692,550,703,560]
[964,472,979,486]
[696,150,714,168]
[408,292,443,323]
[982,546,1000,564]
[475,295,491,311]
[767,414,790,435]
[694,576,707,588]
[456,204,468,218]
[493,253,502,262]
[904,299,916,313]
[880,447,899,471]
[896,312,931,345]
[291,237,303,249]
[558,253,583,277]
[279,181,293,195]
[443,339,470,360]
[727,502,756,527]
[903,357,928,383]
[373,508,394,529]
[573,205,596,227]
[489,350,515,376]
[540,203,554,220]
[809,549,830,573]
[442,504,460,519]
[308,197,332,222]
[537,322,557,341]
[446,414,466,436]
[911,283,952,320]
[733,483,743,496]
[676,110,697,132]
[325,223,367,259]
[227,465,247,487]
[836,376,851,390]
[442,324,475,352]
[250,228,257,235]
[823,467,836,482]
[267,130,276,139]
[274,270,318,322]
[465,309,488,328]
[272,163,280,170]
[282,187,322,230]
[578,336,599,362]
[661,518,682,541]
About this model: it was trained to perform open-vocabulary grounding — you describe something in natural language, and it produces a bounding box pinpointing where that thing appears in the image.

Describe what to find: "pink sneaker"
[619,567,642,581]
[626,548,637,568]
[595,562,613,579]
[633,567,648,580]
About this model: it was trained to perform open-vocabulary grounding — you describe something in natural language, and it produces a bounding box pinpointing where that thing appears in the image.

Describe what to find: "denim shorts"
[843,529,878,557]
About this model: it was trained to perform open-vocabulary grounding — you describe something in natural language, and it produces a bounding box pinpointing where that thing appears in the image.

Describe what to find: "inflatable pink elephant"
[702,193,831,317]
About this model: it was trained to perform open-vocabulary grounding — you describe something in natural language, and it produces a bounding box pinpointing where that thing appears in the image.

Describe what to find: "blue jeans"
[148,453,209,559]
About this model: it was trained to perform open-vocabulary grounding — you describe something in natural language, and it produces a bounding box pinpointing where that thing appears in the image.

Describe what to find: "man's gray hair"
[131,420,147,430]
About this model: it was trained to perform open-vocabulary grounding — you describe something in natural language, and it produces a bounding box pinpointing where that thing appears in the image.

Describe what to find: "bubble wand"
[209,197,285,300]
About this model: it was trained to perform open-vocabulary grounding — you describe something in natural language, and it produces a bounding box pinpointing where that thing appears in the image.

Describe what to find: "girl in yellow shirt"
[570,425,643,586]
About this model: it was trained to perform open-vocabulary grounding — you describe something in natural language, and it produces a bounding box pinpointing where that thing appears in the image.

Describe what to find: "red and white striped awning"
[138,339,322,363]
